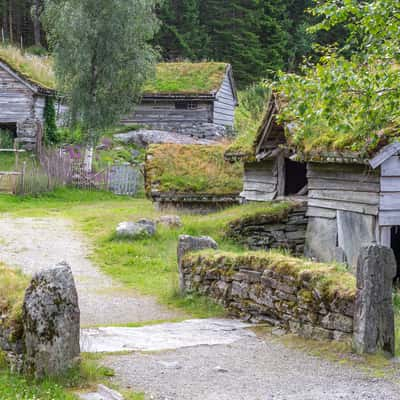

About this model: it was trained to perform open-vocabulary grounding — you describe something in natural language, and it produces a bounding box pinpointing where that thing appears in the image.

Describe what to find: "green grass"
[225,82,272,161]
[146,144,243,195]
[144,62,228,94]
[0,45,55,90]
[0,152,32,172]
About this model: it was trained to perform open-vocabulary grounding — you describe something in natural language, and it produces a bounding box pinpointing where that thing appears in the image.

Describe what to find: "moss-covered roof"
[145,144,243,196]
[144,62,229,95]
[0,46,55,92]
[225,84,273,162]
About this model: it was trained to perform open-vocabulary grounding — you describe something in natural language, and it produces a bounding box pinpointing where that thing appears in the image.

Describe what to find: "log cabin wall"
[0,65,45,149]
[305,162,380,272]
[241,160,278,201]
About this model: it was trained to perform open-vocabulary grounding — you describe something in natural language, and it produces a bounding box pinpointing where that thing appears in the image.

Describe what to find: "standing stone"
[353,245,396,355]
[23,262,80,378]
[177,235,218,293]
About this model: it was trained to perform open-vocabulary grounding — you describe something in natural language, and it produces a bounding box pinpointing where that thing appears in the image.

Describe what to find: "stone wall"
[225,201,308,256]
[180,250,356,341]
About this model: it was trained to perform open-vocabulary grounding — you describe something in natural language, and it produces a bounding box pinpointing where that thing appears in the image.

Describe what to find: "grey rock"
[116,219,156,238]
[353,245,396,355]
[157,215,183,228]
[114,129,218,147]
[23,262,80,378]
[212,366,229,373]
[158,361,182,370]
[177,235,218,293]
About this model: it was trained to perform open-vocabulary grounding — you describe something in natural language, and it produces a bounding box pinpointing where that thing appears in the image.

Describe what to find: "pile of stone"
[225,203,308,256]
[116,219,156,238]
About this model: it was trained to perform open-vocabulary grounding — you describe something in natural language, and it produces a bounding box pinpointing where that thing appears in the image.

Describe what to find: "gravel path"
[0,217,184,326]
[104,335,400,400]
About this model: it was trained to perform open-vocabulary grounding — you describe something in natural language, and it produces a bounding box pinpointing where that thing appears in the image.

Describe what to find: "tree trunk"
[32,0,41,46]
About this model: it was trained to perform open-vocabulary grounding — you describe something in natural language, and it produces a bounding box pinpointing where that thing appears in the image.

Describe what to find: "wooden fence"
[0,148,140,196]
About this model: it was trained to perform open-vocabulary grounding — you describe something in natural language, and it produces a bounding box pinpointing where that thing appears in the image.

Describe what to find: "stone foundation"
[225,202,308,256]
[181,251,355,341]
[153,193,240,215]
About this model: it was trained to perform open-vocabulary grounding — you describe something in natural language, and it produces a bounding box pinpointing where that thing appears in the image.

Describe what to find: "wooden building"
[122,62,238,140]
[0,56,55,150]
[225,95,307,202]
[226,96,400,275]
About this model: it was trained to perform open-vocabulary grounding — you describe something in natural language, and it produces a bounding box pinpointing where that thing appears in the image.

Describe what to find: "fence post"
[21,161,26,195]
[353,244,397,356]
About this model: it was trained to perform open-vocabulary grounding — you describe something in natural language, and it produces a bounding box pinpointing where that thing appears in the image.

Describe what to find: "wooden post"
[21,161,26,195]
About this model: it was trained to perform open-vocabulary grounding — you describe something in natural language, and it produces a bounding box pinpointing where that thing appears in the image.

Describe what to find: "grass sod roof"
[0,46,55,91]
[225,84,273,162]
[0,46,229,96]
[145,144,243,196]
[143,62,229,96]
[183,250,356,303]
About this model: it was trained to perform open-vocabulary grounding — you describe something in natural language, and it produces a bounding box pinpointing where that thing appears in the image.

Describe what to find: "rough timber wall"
[241,160,278,201]
[305,162,379,270]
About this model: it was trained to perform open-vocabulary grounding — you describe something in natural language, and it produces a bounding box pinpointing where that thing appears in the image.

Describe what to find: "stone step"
[79,385,124,400]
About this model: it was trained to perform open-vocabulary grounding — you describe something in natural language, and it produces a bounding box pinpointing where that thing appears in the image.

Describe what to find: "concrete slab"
[81,319,254,353]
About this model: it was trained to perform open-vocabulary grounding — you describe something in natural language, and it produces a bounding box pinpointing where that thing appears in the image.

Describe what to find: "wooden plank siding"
[0,68,34,122]
[241,161,278,201]
[378,155,400,226]
[213,72,235,127]
[306,163,380,216]
[123,101,212,124]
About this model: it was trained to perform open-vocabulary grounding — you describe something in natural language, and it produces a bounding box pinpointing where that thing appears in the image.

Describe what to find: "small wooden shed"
[122,62,238,140]
[225,95,307,201]
[0,55,56,150]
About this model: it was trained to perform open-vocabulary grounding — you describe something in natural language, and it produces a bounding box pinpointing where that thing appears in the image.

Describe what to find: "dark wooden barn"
[122,62,238,140]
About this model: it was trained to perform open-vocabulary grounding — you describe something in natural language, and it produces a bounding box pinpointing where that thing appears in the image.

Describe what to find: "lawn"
[0,189,281,317]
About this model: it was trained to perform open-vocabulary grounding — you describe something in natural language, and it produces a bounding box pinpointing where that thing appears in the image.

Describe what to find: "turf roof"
[143,62,229,95]
[0,46,55,91]
[145,144,243,196]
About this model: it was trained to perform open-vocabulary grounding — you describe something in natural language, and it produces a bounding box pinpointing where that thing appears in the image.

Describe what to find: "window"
[175,101,198,110]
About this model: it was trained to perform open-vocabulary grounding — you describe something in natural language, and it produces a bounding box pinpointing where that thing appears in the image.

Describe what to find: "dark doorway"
[285,159,307,196]
[0,123,17,148]
[391,227,400,285]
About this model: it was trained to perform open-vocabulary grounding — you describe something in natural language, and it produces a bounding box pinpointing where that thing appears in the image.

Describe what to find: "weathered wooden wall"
[305,162,380,271]
[123,100,212,125]
[378,155,400,227]
[241,160,278,201]
[213,72,235,127]
[0,67,34,123]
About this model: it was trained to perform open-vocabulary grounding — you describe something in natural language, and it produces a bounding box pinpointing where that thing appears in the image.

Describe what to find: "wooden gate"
[108,164,138,196]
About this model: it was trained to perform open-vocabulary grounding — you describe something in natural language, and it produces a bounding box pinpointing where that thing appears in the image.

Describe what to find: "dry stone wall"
[225,202,308,256]
[181,251,356,342]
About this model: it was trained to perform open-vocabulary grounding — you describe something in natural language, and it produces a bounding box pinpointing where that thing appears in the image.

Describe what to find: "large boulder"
[157,215,183,229]
[116,219,156,238]
[177,235,218,293]
[23,262,80,378]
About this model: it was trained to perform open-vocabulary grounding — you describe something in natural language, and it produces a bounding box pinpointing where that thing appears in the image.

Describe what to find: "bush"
[0,129,15,149]
[44,96,58,145]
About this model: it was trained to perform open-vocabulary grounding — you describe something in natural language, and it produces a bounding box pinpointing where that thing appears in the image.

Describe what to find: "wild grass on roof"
[144,62,228,94]
[0,45,55,90]
[145,144,243,195]
[226,82,272,160]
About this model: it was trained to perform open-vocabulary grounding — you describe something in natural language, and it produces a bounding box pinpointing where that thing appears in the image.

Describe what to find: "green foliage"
[144,62,228,94]
[226,82,272,159]
[43,0,160,143]
[44,96,58,145]
[0,129,15,149]
[145,144,243,195]
[277,0,400,157]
